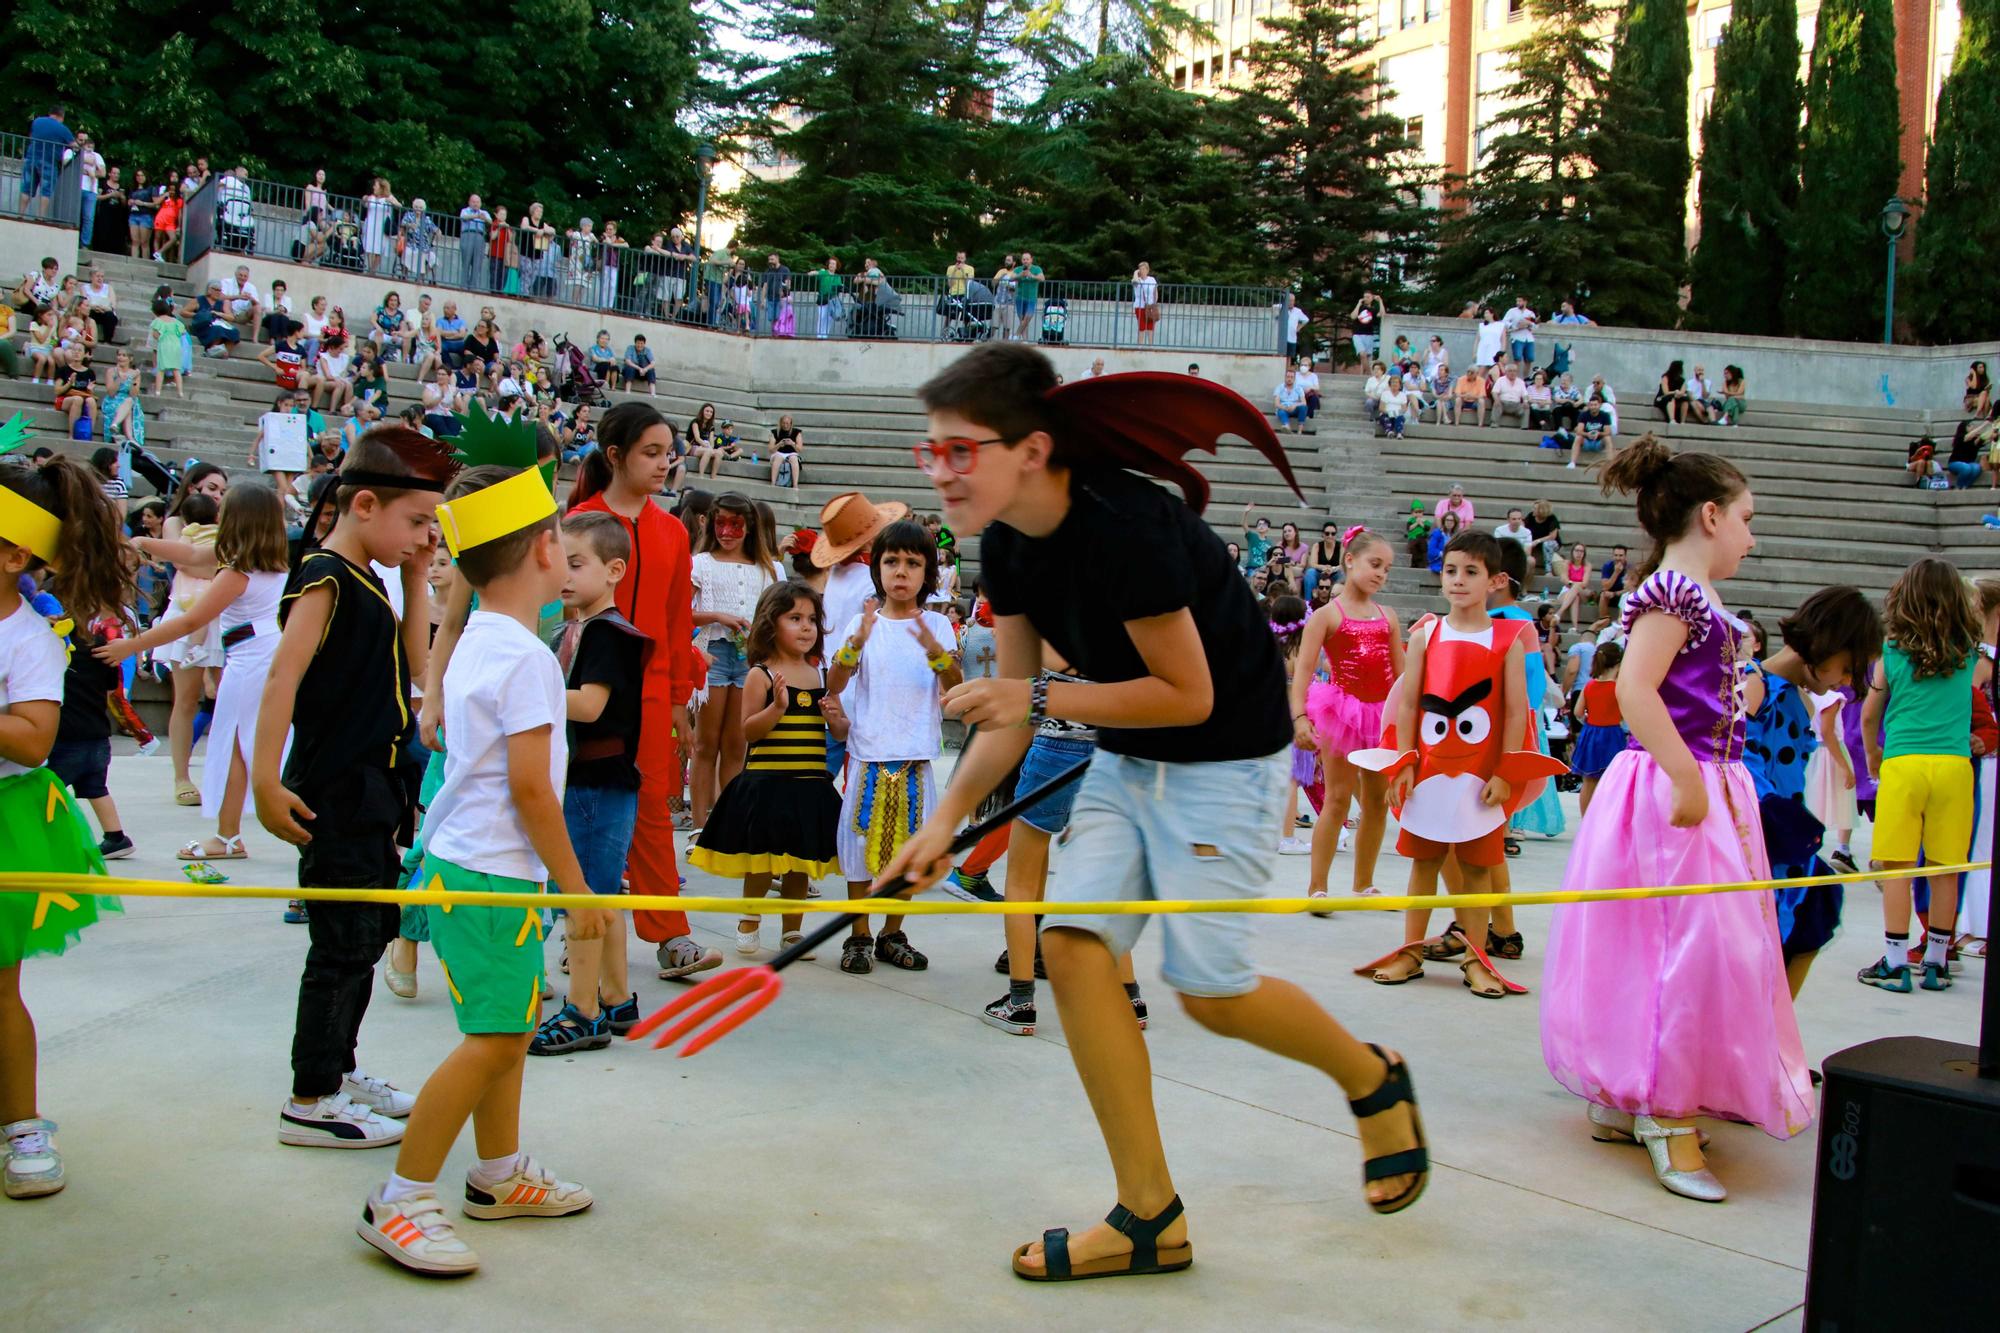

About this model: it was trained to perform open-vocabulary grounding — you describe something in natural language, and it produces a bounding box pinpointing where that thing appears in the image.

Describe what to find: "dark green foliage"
[1686,0,1802,335]
[1222,0,1434,342]
[1786,0,1902,340]
[1586,0,1692,327]
[0,0,713,233]
[1910,0,2000,343]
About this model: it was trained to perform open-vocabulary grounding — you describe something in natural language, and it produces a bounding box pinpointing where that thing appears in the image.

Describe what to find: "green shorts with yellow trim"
[419,856,546,1035]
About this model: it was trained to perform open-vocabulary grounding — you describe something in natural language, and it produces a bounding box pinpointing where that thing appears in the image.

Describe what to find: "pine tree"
[1585,0,1692,327]
[1685,0,1802,335]
[731,0,995,270]
[1428,0,1608,316]
[1224,0,1433,339]
[1786,0,1901,340]
[1909,0,2000,342]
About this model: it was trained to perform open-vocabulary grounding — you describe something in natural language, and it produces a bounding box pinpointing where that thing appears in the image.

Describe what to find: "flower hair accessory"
[1342,524,1368,545]
[1269,618,1308,637]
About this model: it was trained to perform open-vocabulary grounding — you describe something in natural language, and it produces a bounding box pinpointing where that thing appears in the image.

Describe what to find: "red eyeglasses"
[912,435,1017,476]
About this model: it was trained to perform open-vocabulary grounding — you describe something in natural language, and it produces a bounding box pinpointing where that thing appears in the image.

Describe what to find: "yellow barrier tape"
[0,863,1985,917]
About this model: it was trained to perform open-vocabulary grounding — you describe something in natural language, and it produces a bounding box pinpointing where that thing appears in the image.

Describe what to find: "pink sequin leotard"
[1306,610,1395,755]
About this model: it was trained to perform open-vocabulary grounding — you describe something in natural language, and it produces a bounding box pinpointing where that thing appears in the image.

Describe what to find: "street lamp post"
[1880,196,1910,345]
[692,141,717,253]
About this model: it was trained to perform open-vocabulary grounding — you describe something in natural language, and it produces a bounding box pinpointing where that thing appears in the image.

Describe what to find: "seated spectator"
[1447,368,1487,427]
[1717,365,1747,426]
[1587,374,1620,433]
[312,333,353,412]
[422,367,465,437]
[463,318,502,375]
[1427,511,1461,573]
[54,343,98,436]
[1274,369,1308,433]
[1966,361,1991,417]
[621,334,657,394]
[81,265,118,345]
[1655,359,1693,422]
[1569,393,1614,469]
[189,281,240,356]
[1524,369,1555,429]
[372,290,413,362]
[1362,362,1388,418]
[1944,419,1984,488]
[1376,373,1414,440]
[769,414,805,488]
[588,329,618,383]
[17,256,61,318]
[1296,356,1322,418]
[1686,364,1717,423]
[219,263,264,343]
[215,165,254,252]
[1403,500,1432,568]
[1421,335,1449,387]
[1493,508,1533,560]
[1550,371,1584,435]
[1596,545,1632,624]
[349,342,389,419]
[558,403,598,466]
[1490,365,1529,427]
[1526,498,1563,576]
[260,279,297,344]
[436,300,468,367]
[1434,482,1474,531]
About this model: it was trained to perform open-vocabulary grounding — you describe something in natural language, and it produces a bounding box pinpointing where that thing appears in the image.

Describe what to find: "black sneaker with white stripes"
[981,993,1036,1035]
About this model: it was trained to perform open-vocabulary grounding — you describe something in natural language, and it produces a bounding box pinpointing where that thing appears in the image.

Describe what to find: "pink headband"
[1342,525,1368,545]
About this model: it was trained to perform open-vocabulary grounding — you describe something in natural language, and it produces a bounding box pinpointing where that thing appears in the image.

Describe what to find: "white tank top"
[221,569,286,637]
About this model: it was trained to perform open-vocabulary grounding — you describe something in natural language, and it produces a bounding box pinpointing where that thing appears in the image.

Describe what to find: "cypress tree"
[1909,0,2000,343]
[1686,0,1802,335]
[1585,0,1692,328]
[1786,0,1901,341]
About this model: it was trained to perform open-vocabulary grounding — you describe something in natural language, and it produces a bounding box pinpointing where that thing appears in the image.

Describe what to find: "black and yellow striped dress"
[689,673,842,879]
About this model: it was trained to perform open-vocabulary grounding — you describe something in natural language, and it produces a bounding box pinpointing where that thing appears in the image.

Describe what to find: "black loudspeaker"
[1802,1036,2000,1327]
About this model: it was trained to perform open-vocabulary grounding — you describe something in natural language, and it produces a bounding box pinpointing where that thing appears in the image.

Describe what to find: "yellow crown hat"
[435,465,557,558]
[0,414,61,565]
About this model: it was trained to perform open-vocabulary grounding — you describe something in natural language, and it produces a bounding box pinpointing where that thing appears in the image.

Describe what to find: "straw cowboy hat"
[810,491,907,568]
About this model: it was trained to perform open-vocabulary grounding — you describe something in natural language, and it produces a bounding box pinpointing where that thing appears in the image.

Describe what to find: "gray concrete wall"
[1380,313,2000,419]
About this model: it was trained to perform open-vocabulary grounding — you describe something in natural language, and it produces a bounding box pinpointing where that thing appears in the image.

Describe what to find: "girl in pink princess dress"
[1540,437,1814,1204]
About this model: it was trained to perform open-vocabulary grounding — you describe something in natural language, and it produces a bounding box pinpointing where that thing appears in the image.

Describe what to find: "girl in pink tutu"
[1540,437,1814,1204]
[1290,528,1403,901]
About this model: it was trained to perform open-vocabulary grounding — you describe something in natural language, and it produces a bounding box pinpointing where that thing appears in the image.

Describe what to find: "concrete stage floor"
[9,750,1983,1331]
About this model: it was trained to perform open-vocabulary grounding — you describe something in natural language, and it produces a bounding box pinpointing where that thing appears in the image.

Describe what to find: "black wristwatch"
[1028,677,1050,726]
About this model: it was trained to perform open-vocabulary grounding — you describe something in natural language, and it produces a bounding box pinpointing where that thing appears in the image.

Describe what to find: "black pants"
[289,767,405,1099]
[89,308,118,345]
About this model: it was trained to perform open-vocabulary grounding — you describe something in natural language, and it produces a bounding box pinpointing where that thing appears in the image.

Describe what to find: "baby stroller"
[551,334,607,407]
[941,279,995,343]
[1039,296,1068,346]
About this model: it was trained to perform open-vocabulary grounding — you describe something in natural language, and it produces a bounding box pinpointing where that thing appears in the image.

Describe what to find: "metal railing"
[193,173,1292,356]
[0,130,83,228]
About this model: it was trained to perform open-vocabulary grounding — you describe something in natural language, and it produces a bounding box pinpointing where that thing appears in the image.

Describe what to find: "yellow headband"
[0,486,62,565]
[435,467,556,557]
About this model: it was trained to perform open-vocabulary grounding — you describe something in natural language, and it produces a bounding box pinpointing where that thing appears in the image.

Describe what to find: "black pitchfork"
[627,758,1091,1056]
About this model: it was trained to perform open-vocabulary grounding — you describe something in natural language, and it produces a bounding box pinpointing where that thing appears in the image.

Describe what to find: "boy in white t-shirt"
[357,465,594,1277]
[825,519,960,975]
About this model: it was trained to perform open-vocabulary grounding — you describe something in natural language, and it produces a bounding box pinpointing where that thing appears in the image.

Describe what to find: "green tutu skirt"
[0,768,116,967]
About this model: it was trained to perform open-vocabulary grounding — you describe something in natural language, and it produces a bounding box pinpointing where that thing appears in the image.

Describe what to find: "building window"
[1173,65,1188,89]
[1701,4,1731,47]
[1404,116,1424,148]
[1426,0,1442,18]
[1192,59,1206,85]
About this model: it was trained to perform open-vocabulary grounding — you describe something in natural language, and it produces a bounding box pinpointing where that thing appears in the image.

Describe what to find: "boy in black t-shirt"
[876,343,1429,1281]
[530,511,650,1056]
[253,426,459,1150]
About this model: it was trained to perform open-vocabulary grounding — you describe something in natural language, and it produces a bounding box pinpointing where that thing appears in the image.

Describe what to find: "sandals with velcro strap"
[1349,1044,1430,1215]
[1012,1194,1192,1281]
[873,931,928,971]
[1420,922,1469,961]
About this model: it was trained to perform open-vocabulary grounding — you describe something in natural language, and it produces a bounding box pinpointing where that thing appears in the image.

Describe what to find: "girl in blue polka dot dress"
[1740,587,1882,997]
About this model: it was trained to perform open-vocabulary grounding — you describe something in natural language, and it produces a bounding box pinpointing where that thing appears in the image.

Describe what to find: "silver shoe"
[1632,1115,1727,1202]
[1589,1103,1710,1149]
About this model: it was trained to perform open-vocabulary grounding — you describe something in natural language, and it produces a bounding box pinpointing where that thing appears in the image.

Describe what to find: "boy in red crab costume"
[1350,530,1565,998]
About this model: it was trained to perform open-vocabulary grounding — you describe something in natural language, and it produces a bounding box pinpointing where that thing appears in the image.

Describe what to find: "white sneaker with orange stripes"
[358,1189,480,1275]
[461,1155,594,1220]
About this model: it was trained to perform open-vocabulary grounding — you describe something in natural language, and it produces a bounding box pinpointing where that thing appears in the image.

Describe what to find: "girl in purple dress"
[1540,437,1814,1203]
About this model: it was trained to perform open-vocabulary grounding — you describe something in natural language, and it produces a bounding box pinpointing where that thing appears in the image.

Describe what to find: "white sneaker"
[735,925,762,955]
[278,1091,404,1148]
[1338,827,1354,853]
[136,737,162,757]
[461,1155,594,1219]
[781,930,817,960]
[1277,835,1311,856]
[342,1070,416,1119]
[358,1188,480,1275]
[656,936,723,979]
[3,1118,64,1198]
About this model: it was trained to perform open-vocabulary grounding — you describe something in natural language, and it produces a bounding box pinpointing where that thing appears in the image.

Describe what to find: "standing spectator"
[181,157,212,198]
[397,198,440,278]
[1503,295,1538,367]
[1474,305,1506,368]
[565,217,599,302]
[945,250,975,298]
[219,264,264,344]
[1012,251,1045,340]
[214,164,253,252]
[1284,293,1309,361]
[23,104,74,220]
[810,256,843,339]
[758,252,792,333]
[620,334,656,394]
[151,187,183,262]
[665,225,696,318]
[301,167,329,234]
[361,177,399,274]
[1447,366,1487,426]
[1274,368,1309,433]
[1132,260,1160,344]
[1654,359,1693,422]
[601,221,627,309]
[456,194,490,290]
[126,167,160,257]
[484,204,516,293]
[1349,289,1384,368]
[1434,482,1474,530]
[990,253,1018,338]
[93,161,129,253]
[1490,364,1530,428]
[521,201,558,296]
[81,265,118,345]
[68,131,105,246]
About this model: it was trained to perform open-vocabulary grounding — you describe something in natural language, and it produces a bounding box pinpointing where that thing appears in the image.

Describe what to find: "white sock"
[382,1172,434,1204]
[1884,932,1909,968]
[472,1151,523,1183]
[1924,927,1953,966]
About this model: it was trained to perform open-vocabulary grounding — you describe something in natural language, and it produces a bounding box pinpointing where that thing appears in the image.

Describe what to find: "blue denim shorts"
[1042,749,1287,997]
[706,636,750,688]
[562,783,638,894]
[1017,735,1094,834]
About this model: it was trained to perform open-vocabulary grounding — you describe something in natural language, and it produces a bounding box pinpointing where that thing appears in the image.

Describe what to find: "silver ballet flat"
[1632,1115,1727,1202]
[1590,1103,1709,1149]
